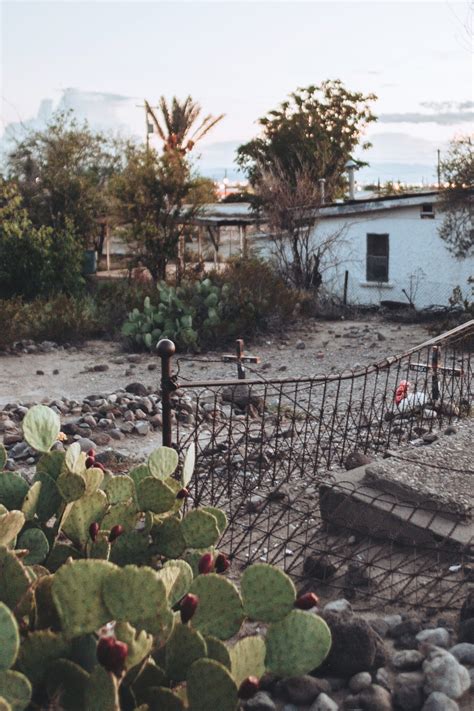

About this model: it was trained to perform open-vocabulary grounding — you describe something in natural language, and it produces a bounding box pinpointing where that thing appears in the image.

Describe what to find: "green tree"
[237,79,377,201]
[7,111,120,253]
[439,134,474,258]
[145,96,224,153]
[111,145,206,281]
[0,179,84,299]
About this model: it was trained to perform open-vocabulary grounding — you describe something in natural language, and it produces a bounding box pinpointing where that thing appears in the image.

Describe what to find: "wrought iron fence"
[158,320,474,612]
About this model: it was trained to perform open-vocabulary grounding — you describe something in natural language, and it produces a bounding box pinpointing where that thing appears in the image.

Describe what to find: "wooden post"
[239,225,244,257]
[106,225,111,273]
[157,339,176,447]
[343,270,349,305]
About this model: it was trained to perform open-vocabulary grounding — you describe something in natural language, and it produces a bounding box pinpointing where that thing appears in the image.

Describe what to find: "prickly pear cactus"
[22,405,60,453]
[186,658,238,711]
[230,636,266,686]
[61,490,108,546]
[265,609,332,676]
[158,560,193,607]
[189,574,244,640]
[114,622,153,670]
[165,622,207,681]
[148,446,179,480]
[17,528,49,565]
[0,445,6,470]
[102,565,168,625]
[0,670,32,711]
[0,604,19,671]
[137,477,175,514]
[241,563,296,623]
[0,511,24,548]
[0,473,29,510]
[152,517,187,558]
[181,510,220,548]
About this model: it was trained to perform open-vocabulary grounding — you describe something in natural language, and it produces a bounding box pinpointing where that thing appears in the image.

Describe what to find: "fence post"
[343,270,349,306]
[431,345,440,401]
[157,339,176,447]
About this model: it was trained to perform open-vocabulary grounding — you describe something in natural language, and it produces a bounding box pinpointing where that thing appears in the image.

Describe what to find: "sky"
[1,0,473,183]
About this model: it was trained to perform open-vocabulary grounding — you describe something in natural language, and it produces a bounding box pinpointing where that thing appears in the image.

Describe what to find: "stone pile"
[242,597,473,710]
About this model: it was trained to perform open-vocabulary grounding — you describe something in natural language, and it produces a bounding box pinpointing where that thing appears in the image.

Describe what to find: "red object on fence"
[395,380,409,405]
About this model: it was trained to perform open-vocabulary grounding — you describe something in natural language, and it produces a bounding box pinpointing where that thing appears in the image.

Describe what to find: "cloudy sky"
[1,0,473,182]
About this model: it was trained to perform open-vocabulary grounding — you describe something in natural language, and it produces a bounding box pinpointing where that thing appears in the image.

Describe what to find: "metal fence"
[158,320,474,612]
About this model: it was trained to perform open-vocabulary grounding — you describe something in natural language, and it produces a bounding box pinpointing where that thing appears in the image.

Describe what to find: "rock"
[392,650,424,671]
[444,426,457,435]
[303,555,337,581]
[458,617,474,643]
[377,332,386,341]
[390,618,422,639]
[321,613,387,677]
[125,382,149,397]
[120,422,135,434]
[147,363,157,371]
[92,364,109,372]
[416,628,450,648]
[75,437,96,453]
[296,340,306,349]
[91,432,111,447]
[422,647,471,699]
[422,432,438,444]
[421,692,459,711]
[246,495,265,513]
[259,673,280,693]
[244,691,276,711]
[375,667,392,692]
[3,431,22,446]
[394,634,419,651]
[36,370,45,376]
[344,450,372,470]
[109,428,124,441]
[277,676,330,704]
[309,693,339,711]
[323,599,352,615]
[134,421,150,436]
[449,643,474,665]
[127,354,141,363]
[384,614,403,631]
[370,619,389,638]
[10,442,32,460]
[460,591,474,622]
[349,672,372,693]
[393,672,424,711]
[346,560,370,588]
[358,684,392,710]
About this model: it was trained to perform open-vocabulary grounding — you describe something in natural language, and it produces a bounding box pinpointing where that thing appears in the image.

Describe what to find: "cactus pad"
[88,533,111,560]
[201,507,227,536]
[102,565,167,624]
[0,511,24,547]
[17,630,71,685]
[137,477,175,514]
[22,405,60,453]
[131,660,167,704]
[114,622,153,670]
[104,476,135,505]
[181,510,220,548]
[128,464,150,489]
[140,687,184,711]
[20,482,42,521]
[62,491,108,546]
[158,560,193,607]
[34,575,60,630]
[182,443,195,487]
[0,445,6,470]
[0,604,19,671]
[46,659,88,711]
[57,472,86,503]
[205,636,231,670]
[152,517,186,558]
[241,563,296,623]
[83,665,118,711]
[230,636,266,686]
[108,531,149,566]
[0,474,29,511]
[83,467,104,495]
[35,451,64,481]
[148,447,179,480]
[17,528,50,565]
[189,574,244,640]
[45,543,81,573]
[101,500,138,532]
[136,605,175,646]
[65,442,86,476]
[0,671,32,711]
[265,609,331,676]
[186,658,238,711]
[165,622,207,681]
[52,559,115,637]
[0,547,30,610]
[33,472,61,523]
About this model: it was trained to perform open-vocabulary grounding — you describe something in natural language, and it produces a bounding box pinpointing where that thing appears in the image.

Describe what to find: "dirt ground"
[0,317,430,409]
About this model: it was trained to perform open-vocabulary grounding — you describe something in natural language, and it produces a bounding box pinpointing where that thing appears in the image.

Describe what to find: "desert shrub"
[92,280,157,335]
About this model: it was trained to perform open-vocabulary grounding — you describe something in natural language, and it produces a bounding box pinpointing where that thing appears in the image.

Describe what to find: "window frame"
[366,233,389,283]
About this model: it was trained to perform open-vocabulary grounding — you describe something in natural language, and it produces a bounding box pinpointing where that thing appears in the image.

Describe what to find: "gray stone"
[91,432,111,447]
[421,692,459,711]
[375,667,392,692]
[278,676,330,704]
[296,340,306,349]
[370,618,389,638]
[392,649,424,671]
[458,618,474,643]
[75,437,96,452]
[460,592,474,622]
[416,628,450,648]
[321,613,387,677]
[323,599,352,615]
[449,642,474,665]
[120,422,134,434]
[390,618,422,639]
[9,442,31,460]
[422,432,438,444]
[349,672,372,693]
[383,614,403,631]
[423,647,471,699]
[357,684,392,710]
[109,429,124,441]
[134,421,150,436]
[393,672,424,711]
[244,691,276,711]
[125,382,148,396]
[344,450,372,471]
[309,692,339,711]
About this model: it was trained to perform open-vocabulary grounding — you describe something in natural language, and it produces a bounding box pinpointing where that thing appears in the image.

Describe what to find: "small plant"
[0,405,332,710]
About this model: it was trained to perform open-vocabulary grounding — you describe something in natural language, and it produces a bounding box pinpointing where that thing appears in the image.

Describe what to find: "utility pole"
[136,102,158,150]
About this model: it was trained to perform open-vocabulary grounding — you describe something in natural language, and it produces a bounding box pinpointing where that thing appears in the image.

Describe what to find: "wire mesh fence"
[161,320,474,612]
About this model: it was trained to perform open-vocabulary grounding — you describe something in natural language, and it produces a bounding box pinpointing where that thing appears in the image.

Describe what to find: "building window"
[366,233,389,282]
[420,203,435,219]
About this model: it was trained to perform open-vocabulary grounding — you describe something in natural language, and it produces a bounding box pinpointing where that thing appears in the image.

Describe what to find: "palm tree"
[145,96,224,153]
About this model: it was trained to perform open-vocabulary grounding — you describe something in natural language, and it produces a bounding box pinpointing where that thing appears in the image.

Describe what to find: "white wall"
[255,204,473,308]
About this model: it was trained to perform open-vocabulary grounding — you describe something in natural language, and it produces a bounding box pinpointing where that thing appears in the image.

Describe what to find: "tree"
[438,134,474,258]
[145,96,224,153]
[7,111,120,253]
[111,144,206,281]
[0,179,84,299]
[237,80,377,201]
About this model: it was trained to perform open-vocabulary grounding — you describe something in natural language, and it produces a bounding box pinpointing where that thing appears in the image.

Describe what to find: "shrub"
[0,405,332,710]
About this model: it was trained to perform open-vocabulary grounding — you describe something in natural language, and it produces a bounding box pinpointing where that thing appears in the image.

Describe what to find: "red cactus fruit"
[198,553,214,575]
[238,676,260,699]
[97,636,128,676]
[214,553,230,573]
[89,522,100,541]
[87,448,96,458]
[176,487,189,500]
[94,462,105,472]
[180,593,199,623]
[85,456,95,469]
[108,524,124,542]
[295,592,319,610]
